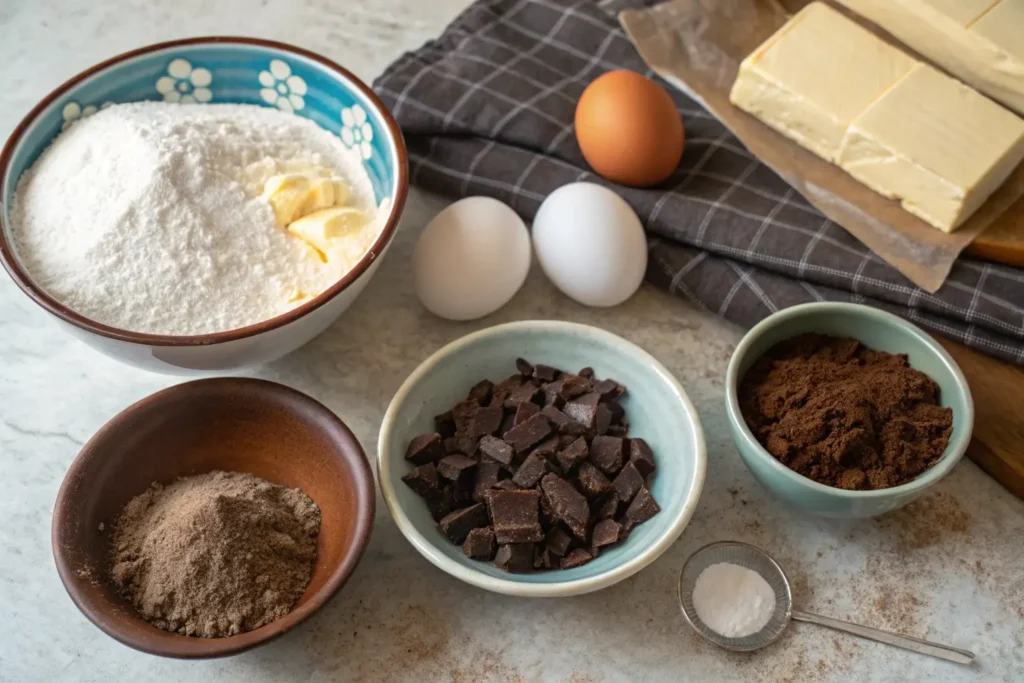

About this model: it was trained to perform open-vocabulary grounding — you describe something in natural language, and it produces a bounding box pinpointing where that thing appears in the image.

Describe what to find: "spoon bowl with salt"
[677,541,975,665]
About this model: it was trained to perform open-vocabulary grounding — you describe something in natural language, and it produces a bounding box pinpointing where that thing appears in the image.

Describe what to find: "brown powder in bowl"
[110,470,321,638]
[739,333,953,490]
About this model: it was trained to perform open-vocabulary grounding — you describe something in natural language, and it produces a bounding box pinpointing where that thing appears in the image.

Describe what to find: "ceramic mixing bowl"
[0,37,408,373]
[724,302,974,518]
[52,377,376,658]
[378,320,707,597]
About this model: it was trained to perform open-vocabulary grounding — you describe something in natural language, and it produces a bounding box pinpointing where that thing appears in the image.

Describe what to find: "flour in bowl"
[11,102,384,336]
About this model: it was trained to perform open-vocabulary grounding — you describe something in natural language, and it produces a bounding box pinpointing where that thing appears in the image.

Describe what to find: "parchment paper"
[620,0,1024,293]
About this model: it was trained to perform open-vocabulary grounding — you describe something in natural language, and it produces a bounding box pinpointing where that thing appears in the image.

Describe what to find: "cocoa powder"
[738,334,952,490]
[110,470,321,637]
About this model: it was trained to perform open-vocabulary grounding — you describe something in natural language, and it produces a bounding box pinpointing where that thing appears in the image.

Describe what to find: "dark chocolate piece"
[560,548,593,569]
[533,547,554,570]
[629,438,656,477]
[559,375,591,399]
[594,403,613,436]
[555,437,589,473]
[515,358,534,376]
[593,379,621,399]
[435,411,456,438]
[540,473,590,540]
[494,480,520,491]
[485,489,544,543]
[544,391,566,410]
[606,424,628,437]
[453,399,480,432]
[541,405,586,436]
[494,543,534,573]
[405,432,445,465]
[612,461,644,504]
[564,392,601,430]
[437,454,477,489]
[454,432,480,458]
[544,527,573,557]
[514,400,540,425]
[472,461,503,503]
[578,367,594,379]
[607,400,625,424]
[623,486,660,530]
[499,412,516,438]
[493,375,525,398]
[443,436,459,454]
[479,435,515,466]
[468,379,494,405]
[577,461,613,498]
[596,492,620,520]
[591,519,621,547]
[426,485,457,522]
[401,463,439,498]
[471,404,504,438]
[590,435,625,476]
[463,526,497,560]
[534,364,559,382]
[504,384,542,409]
[438,503,489,544]
[512,452,549,489]
[502,413,552,455]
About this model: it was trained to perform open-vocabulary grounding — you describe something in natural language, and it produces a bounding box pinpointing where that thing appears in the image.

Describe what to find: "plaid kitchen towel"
[373,0,1024,364]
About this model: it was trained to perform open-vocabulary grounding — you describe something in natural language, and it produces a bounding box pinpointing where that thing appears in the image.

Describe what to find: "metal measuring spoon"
[677,541,975,665]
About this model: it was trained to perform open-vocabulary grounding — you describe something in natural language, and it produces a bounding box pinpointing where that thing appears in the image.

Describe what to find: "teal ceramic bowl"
[725,303,973,518]
[378,321,706,597]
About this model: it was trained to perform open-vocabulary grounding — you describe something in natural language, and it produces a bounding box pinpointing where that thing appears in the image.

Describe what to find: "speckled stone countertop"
[2,1,1023,681]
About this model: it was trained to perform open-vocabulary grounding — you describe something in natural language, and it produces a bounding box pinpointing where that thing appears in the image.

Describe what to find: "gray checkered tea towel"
[373,0,1024,364]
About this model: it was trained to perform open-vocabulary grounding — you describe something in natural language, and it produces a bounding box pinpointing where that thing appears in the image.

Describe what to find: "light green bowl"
[724,303,973,519]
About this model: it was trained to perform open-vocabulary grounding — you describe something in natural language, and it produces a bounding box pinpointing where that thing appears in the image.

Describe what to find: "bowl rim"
[377,320,707,597]
[51,377,377,658]
[724,302,975,499]
[0,36,409,347]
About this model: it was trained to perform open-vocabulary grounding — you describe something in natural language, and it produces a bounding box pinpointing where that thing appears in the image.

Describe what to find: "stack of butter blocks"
[729,2,1024,233]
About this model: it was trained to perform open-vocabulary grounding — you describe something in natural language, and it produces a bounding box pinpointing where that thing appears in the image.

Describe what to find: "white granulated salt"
[692,562,776,638]
[11,102,381,336]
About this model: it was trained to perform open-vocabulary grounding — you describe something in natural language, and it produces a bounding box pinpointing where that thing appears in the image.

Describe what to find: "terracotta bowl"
[51,378,376,658]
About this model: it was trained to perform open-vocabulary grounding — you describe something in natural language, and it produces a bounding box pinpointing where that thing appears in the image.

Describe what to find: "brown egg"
[574,70,685,187]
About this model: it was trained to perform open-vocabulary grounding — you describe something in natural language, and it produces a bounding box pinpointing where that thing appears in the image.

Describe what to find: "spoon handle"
[790,610,975,665]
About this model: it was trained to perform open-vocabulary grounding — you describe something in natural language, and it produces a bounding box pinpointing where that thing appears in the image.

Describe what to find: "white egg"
[413,196,531,321]
[532,183,647,307]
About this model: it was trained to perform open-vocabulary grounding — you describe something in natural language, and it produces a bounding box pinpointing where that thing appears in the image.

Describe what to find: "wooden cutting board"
[968,195,1024,267]
[939,338,1024,499]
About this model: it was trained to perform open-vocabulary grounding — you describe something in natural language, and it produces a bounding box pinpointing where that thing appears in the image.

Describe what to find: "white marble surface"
[2,1,1024,681]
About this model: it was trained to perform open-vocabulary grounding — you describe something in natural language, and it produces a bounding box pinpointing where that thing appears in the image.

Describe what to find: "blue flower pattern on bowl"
[3,43,398,219]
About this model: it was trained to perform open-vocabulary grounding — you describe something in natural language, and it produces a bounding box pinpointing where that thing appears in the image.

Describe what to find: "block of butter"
[730,2,915,162]
[730,2,1024,232]
[838,0,1024,116]
[838,64,1024,232]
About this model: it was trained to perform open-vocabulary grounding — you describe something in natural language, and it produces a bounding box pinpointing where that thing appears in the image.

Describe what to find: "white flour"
[692,562,776,638]
[11,102,379,335]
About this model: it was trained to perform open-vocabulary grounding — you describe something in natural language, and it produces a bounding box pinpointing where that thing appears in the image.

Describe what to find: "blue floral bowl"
[0,38,407,372]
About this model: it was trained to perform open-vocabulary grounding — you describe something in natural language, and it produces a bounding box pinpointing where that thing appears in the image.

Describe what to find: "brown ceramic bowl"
[51,378,375,658]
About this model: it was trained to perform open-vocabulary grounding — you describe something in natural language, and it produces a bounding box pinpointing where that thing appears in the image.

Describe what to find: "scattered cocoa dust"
[873,492,970,550]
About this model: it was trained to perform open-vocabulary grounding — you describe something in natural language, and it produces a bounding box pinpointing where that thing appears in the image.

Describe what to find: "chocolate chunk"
[596,492,620,520]
[607,400,625,424]
[514,401,540,425]
[472,461,503,503]
[493,375,525,398]
[479,435,515,466]
[485,489,544,543]
[533,547,554,570]
[515,358,534,376]
[534,364,559,382]
[530,435,560,459]
[494,480,520,491]
[437,454,477,489]
[540,405,586,436]
[545,527,573,557]
[564,392,601,430]
[578,367,594,379]
[623,486,660,531]
[512,452,549,489]
[629,438,656,477]
[593,379,621,399]
[401,463,439,498]
[591,519,621,547]
[463,526,497,560]
[405,433,445,465]
[494,543,534,573]
[590,435,624,476]
[577,462,613,498]
[606,424,628,437]
[555,437,589,473]
[504,384,541,409]
[502,414,552,455]
[544,391,566,410]
[454,431,480,457]
[468,379,494,405]
[499,412,516,438]
[594,403,613,436]
[434,411,456,438]
[612,461,644,504]
[426,485,457,522]
[471,404,504,438]
[443,436,459,454]
[540,474,589,540]
[560,548,593,569]
[453,399,480,430]
[439,503,489,544]
[559,376,592,400]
